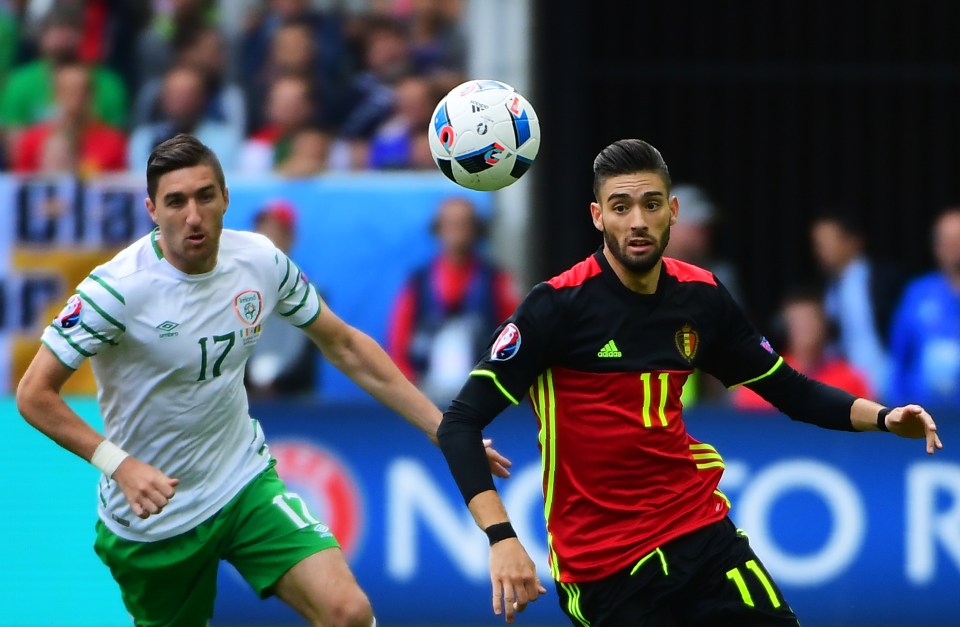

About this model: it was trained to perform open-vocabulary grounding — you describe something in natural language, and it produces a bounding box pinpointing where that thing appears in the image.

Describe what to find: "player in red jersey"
[437,139,943,626]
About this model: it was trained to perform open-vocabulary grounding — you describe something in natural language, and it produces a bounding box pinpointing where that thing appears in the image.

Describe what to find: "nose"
[185,199,202,226]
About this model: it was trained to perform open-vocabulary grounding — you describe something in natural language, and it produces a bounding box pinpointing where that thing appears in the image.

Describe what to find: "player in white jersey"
[16,134,511,627]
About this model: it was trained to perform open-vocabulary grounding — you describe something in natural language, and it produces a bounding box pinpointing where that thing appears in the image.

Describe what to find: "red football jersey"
[471,251,781,582]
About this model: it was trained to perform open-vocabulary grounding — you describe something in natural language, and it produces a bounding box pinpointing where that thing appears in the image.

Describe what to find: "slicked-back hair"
[592,139,671,201]
[146,133,226,203]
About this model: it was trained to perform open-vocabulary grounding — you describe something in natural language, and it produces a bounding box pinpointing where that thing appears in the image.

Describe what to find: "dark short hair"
[592,139,671,201]
[812,207,864,239]
[146,134,225,203]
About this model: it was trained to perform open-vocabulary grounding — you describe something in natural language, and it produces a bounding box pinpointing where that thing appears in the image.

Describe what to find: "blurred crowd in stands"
[0,0,464,176]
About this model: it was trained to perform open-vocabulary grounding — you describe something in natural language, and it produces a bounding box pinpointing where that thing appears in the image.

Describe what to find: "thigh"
[677,522,799,627]
[94,520,219,627]
[223,466,341,598]
[555,571,680,627]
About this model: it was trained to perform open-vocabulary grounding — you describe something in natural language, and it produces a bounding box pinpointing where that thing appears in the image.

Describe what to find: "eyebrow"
[162,184,216,204]
[606,190,665,203]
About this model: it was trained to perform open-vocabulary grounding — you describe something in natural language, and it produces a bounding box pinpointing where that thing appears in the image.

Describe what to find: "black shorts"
[554,517,800,627]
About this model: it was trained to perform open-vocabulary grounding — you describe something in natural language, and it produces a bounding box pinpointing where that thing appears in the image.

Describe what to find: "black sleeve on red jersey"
[699,280,781,387]
[747,361,859,431]
[438,375,513,504]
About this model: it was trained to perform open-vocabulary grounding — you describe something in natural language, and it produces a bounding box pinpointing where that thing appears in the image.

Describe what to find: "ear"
[145,196,158,225]
[669,194,679,225]
[589,201,603,232]
[222,186,230,214]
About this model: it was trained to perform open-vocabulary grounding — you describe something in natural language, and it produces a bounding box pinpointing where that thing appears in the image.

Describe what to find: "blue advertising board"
[3,397,957,626]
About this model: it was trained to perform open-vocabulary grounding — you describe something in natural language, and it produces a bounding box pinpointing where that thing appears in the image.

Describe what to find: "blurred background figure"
[244,200,318,399]
[887,207,960,408]
[666,183,742,302]
[239,72,318,174]
[135,0,219,89]
[367,72,437,170]
[274,126,331,177]
[387,196,518,403]
[132,25,246,134]
[732,286,872,410]
[12,62,126,175]
[0,3,127,157]
[810,211,908,400]
[406,0,466,75]
[127,63,241,170]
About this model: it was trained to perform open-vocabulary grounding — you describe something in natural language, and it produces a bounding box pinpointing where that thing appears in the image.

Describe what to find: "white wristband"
[91,440,130,478]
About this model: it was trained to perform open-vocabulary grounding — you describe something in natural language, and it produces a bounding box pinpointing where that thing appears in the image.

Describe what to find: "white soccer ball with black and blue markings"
[428,79,540,191]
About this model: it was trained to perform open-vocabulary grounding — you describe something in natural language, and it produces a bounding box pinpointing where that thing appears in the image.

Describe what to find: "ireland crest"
[233,290,263,326]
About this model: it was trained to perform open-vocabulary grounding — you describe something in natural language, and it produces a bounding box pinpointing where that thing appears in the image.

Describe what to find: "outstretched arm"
[749,363,943,454]
[439,379,546,623]
[302,297,512,475]
[16,347,178,518]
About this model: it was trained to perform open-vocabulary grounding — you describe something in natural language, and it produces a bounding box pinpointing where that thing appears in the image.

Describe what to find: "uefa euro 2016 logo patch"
[233,289,263,326]
[56,294,83,329]
[491,323,521,361]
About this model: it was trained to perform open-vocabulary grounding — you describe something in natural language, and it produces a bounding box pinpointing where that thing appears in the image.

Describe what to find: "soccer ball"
[428,79,540,191]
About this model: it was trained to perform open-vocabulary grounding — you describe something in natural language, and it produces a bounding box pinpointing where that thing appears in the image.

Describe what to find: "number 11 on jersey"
[639,372,670,428]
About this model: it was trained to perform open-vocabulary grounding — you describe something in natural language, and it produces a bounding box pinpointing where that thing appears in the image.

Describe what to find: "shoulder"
[661,257,717,286]
[903,273,946,298]
[219,229,277,257]
[80,233,160,298]
[6,61,45,85]
[546,254,602,290]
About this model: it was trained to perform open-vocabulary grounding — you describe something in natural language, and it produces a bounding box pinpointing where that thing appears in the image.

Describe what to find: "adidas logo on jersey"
[597,339,622,358]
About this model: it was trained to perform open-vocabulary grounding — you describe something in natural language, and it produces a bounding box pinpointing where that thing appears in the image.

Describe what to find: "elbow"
[15,372,39,427]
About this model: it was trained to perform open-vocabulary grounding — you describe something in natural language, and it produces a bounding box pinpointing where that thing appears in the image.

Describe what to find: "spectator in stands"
[127,63,241,171]
[811,211,908,399]
[12,62,126,175]
[888,207,960,408]
[245,200,318,398]
[0,5,127,156]
[387,196,519,402]
[335,16,414,169]
[239,73,317,174]
[243,18,348,136]
[733,286,872,410]
[135,0,219,87]
[274,127,331,178]
[132,25,246,134]
[0,3,20,89]
[239,0,350,131]
[665,184,743,303]
[407,0,466,74]
[368,73,436,169]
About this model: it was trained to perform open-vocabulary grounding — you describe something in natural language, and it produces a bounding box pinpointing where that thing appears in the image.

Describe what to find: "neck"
[603,247,661,294]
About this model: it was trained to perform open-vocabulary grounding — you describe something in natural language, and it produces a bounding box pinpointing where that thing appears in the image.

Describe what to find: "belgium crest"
[675,323,699,362]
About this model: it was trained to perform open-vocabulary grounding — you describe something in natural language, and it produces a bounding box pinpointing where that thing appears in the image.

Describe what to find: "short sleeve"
[467,282,562,404]
[699,281,783,388]
[274,252,322,328]
[40,272,127,370]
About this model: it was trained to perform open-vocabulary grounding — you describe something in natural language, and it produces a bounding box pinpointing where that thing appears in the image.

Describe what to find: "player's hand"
[484,438,513,478]
[489,538,546,623]
[886,404,943,454]
[112,456,179,519]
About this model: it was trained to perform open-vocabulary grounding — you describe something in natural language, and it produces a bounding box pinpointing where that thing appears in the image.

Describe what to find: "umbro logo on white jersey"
[156,321,180,338]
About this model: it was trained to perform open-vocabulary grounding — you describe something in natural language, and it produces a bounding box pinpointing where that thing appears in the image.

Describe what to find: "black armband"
[877,407,892,432]
[745,362,858,431]
[484,521,518,546]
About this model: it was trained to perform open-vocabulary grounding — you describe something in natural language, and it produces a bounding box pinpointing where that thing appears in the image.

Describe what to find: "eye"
[646,200,661,211]
[613,204,628,213]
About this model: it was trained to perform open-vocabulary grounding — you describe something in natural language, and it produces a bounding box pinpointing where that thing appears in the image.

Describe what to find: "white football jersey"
[41,228,322,541]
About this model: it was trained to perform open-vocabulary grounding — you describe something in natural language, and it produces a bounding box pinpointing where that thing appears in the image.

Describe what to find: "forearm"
[17,386,104,462]
[326,326,441,441]
[749,363,859,431]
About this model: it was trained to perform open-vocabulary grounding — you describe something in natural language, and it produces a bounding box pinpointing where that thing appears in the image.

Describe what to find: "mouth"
[186,233,206,245]
[626,238,654,253]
